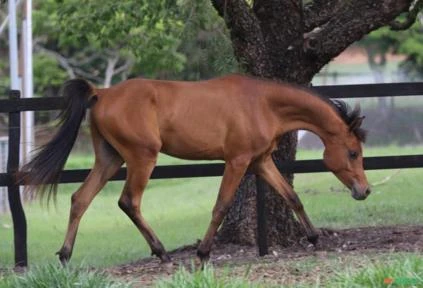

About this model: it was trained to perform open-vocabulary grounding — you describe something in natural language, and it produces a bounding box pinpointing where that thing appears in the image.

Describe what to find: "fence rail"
[2,82,423,114]
[1,82,423,267]
[1,155,423,187]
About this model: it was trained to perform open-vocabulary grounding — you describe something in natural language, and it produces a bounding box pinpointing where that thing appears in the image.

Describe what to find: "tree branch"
[253,0,304,53]
[303,0,413,76]
[113,58,134,76]
[303,0,343,32]
[389,0,423,30]
[104,55,119,88]
[210,0,271,77]
[67,50,102,67]
[35,45,76,79]
[72,67,103,83]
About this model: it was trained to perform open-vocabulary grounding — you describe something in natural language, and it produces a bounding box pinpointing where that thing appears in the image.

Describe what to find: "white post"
[8,0,20,90]
[22,0,34,165]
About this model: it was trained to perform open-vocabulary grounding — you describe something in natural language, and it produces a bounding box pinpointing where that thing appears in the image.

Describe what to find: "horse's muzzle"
[351,182,371,201]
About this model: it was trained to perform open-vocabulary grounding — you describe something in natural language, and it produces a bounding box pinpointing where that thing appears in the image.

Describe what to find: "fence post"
[256,176,269,256]
[7,90,27,267]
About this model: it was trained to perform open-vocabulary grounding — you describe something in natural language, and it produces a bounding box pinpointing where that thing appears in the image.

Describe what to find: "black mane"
[330,99,368,142]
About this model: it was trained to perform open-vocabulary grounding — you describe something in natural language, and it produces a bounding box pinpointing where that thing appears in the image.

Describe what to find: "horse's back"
[92,75,276,161]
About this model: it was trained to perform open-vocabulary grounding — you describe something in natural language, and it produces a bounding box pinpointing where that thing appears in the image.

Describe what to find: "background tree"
[173,1,237,80]
[34,0,185,88]
[2,0,422,248]
[359,28,398,115]
[210,0,423,246]
[358,16,423,114]
[394,22,423,80]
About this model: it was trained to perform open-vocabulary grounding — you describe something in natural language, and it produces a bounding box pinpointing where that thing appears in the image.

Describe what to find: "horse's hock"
[0,136,8,213]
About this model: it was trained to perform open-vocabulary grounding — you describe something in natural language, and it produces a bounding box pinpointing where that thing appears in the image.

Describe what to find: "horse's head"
[323,101,370,200]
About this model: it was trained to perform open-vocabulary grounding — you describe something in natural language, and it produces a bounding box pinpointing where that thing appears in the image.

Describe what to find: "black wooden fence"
[1,82,423,267]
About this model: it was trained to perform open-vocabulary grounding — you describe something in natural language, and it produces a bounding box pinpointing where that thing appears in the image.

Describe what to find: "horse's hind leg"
[118,151,170,263]
[256,156,319,244]
[57,139,123,264]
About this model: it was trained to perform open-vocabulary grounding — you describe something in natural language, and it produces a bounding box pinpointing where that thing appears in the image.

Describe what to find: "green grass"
[0,264,130,288]
[0,145,422,269]
[331,254,423,288]
[155,264,260,288]
[218,251,423,287]
[152,253,423,288]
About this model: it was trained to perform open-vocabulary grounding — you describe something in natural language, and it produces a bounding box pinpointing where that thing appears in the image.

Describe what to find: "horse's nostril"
[365,188,371,195]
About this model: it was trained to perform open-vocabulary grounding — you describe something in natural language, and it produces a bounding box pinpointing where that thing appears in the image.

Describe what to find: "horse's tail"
[19,79,97,203]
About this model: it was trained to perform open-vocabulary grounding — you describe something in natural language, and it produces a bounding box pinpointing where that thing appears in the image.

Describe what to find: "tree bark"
[211,0,416,247]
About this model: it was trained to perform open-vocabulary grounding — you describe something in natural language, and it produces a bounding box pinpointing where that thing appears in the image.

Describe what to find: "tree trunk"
[211,0,416,246]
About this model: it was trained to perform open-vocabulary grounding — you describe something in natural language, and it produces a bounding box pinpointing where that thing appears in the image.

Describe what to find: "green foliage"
[33,54,68,96]
[0,264,131,288]
[332,256,423,288]
[56,0,185,76]
[155,264,259,288]
[396,23,423,80]
[361,20,423,80]
[25,0,235,98]
[171,0,238,80]
[2,0,236,100]
[361,27,398,54]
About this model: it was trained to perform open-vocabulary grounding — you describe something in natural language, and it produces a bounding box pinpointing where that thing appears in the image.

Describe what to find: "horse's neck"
[272,88,347,145]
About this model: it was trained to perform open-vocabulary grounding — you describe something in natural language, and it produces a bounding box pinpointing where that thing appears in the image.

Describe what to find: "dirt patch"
[107,225,423,287]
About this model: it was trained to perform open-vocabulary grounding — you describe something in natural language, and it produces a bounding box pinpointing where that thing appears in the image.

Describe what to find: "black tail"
[20,79,97,202]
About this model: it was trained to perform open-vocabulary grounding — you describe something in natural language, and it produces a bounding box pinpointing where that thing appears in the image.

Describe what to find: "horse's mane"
[330,99,368,143]
[275,79,368,143]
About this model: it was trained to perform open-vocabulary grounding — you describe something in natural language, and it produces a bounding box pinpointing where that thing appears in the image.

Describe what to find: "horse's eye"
[348,150,358,160]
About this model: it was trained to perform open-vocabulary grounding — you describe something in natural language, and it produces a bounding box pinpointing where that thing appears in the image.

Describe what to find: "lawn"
[0,145,422,269]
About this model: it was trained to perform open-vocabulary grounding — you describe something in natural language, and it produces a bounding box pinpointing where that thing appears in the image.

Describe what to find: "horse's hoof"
[193,256,208,271]
[196,249,210,270]
[56,248,71,266]
[196,249,210,263]
[160,253,172,264]
[307,234,319,245]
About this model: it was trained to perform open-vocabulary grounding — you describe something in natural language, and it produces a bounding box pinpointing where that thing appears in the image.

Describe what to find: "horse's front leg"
[197,156,250,264]
[257,156,319,244]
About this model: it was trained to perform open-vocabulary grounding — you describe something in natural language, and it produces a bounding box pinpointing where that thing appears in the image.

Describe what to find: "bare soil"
[107,225,423,287]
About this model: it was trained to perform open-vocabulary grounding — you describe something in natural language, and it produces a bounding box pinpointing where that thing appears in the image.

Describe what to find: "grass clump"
[331,255,423,288]
[0,264,131,288]
[156,264,260,288]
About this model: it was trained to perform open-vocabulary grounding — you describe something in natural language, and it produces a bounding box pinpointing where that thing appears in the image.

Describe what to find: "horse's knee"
[118,197,130,212]
[69,193,86,218]
[118,196,139,219]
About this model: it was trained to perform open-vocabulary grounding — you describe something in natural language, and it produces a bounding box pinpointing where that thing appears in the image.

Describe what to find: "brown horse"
[21,74,370,264]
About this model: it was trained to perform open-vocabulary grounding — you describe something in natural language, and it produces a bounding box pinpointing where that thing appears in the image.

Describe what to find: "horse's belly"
[159,119,225,160]
[161,134,224,160]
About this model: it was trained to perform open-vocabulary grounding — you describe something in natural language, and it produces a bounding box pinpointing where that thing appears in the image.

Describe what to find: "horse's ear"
[349,116,365,131]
